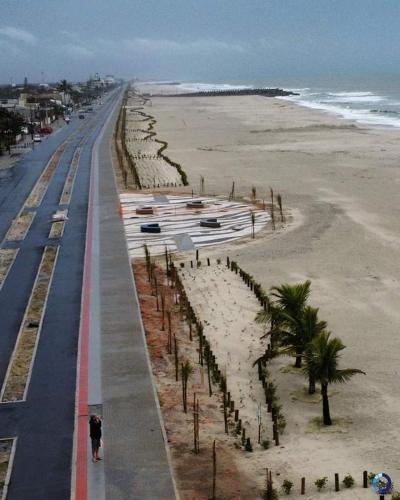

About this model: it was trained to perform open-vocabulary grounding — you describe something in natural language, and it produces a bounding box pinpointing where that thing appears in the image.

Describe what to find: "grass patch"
[25,143,66,208]
[0,439,13,498]
[60,148,80,205]
[0,249,18,289]
[1,246,59,402]
[49,221,65,239]
[6,212,35,241]
[306,416,353,434]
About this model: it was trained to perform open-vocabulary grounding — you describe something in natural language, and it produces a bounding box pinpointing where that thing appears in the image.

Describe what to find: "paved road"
[0,89,121,499]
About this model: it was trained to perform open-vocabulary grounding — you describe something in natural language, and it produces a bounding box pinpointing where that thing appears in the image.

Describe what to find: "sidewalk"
[87,91,177,499]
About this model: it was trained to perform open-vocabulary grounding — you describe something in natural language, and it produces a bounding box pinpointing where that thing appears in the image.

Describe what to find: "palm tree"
[270,281,311,367]
[304,331,365,425]
[282,306,327,393]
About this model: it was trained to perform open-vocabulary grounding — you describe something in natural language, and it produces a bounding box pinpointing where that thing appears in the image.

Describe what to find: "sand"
[134,83,400,497]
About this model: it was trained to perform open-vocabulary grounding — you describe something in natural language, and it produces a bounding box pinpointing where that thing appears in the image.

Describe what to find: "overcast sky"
[1,0,400,84]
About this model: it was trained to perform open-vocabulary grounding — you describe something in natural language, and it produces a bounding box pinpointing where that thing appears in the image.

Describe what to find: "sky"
[1,0,400,84]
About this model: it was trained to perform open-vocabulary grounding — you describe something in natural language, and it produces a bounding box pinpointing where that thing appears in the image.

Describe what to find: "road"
[0,89,121,499]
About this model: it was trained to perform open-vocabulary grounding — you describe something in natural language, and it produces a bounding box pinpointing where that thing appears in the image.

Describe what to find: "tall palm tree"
[282,306,327,393]
[270,281,311,367]
[304,331,365,425]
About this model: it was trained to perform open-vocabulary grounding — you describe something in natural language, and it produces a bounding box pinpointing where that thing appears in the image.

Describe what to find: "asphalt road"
[0,88,122,499]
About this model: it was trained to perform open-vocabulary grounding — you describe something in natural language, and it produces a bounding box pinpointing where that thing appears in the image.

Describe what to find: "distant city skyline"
[1,0,400,83]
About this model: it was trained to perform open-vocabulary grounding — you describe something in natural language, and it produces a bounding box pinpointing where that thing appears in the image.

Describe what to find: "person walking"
[89,415,102,462]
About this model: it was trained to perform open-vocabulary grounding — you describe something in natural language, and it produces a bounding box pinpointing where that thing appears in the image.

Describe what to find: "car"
[39,127,53,134]
[78,114,85,119]
[33,134,42,142]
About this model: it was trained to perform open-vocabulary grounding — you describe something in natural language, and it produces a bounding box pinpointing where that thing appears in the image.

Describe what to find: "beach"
[132,83,400,496]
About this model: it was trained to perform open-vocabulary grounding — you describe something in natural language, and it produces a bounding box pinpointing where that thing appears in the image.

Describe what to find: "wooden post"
[167,311,172,354]
[190,260,193,268]
[363,471,368,488]
[174,335,178,381]
[334,473,339,492]
[230,401,234,413]
[227,391,231,406]
[212,440,216,500]
[226,256,230,267]
[207,257,210,266]
[237,418,241,431]
[196,249,199,261]
[241,428,246,446]
[301,477,305,495]
[234,409,239,422]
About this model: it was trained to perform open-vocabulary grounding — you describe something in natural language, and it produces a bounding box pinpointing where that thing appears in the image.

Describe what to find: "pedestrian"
[89,414,102,462]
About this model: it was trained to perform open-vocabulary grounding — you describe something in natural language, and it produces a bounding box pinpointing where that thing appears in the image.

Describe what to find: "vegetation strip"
[60,147,81,205]
[0,438,16,500]
[24,142,67,208]
[0,249,19,290]
[48,221,65,239]
[5,212,36,241]
[0,245,59,402]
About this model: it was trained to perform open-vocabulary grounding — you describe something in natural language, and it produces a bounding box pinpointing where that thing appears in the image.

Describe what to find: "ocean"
[174,77,400,129]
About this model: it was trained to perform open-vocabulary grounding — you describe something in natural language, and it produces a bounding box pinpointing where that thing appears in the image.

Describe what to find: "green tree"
[304,331,365,425]
[283,306,327,393]
[270,281,311,367]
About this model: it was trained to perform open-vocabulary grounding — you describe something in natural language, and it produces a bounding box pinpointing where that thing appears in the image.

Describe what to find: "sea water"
[174,77,400,129]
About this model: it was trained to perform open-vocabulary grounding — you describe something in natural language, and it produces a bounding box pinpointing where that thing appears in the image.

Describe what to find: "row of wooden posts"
[178,252,281,447]
[144,245,257,452]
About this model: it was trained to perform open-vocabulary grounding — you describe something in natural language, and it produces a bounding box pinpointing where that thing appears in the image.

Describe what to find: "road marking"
[0,245,60,403]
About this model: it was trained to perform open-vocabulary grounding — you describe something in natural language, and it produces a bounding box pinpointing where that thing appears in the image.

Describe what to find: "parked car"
[33,134,42,142]
[78,114,85,119]
[39,127,53,134]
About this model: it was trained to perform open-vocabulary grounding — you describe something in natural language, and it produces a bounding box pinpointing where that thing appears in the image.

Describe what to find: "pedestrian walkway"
[91,95,177,499]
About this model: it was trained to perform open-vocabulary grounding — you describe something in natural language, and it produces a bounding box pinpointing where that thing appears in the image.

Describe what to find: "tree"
[282,306,327,392]
[270,281,311,367]
[58,79,73,105]
[304,331,365,425]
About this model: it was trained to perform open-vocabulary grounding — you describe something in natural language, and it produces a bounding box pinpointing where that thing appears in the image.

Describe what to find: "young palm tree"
[270,281,311,367]
[305,331,365,425]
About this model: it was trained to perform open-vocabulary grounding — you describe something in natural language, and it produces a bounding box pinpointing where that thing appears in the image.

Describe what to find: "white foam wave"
[177,82,252,92]
[280,96,400,128]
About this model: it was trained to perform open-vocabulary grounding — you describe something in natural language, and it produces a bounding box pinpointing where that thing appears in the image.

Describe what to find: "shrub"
[391,492,400,500]
[282,479,293,494]
[234,422,241,436]
[216,258,221,265]
[342,474,355,488]
[262,488,279,500]
[315,477,328,491]
[245,439,253,452]
[261,439,270,449]
[277,415,287,434]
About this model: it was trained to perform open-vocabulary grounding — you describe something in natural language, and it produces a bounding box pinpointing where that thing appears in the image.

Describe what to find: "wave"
[177,82,253,92]
[279,95,400,128]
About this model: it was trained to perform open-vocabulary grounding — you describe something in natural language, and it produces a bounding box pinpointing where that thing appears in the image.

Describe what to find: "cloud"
[62,43,95,59]
[122,37,248,55]
[0,26,37,44]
